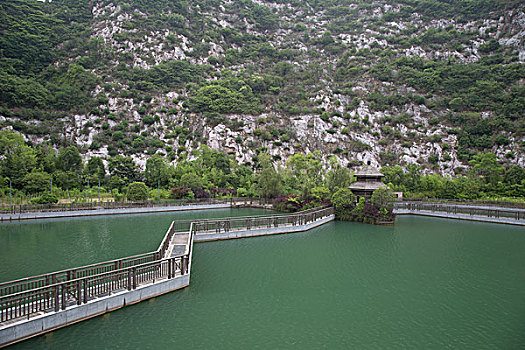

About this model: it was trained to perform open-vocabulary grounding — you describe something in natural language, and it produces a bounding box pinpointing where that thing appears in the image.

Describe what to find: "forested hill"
[1,0,524,175]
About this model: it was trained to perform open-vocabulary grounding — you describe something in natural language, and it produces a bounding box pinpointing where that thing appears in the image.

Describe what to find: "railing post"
[77,280,82,305]
[83,279,88,303]
[168,258,173,278]
[54,285,59,312]
[132,268,137,289]
[181,256,188,275]
[61,284,66,310]
[127,269,132,291]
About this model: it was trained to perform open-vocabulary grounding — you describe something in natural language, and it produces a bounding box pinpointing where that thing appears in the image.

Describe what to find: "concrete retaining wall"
[0,275,189,348]
[194,215,335,242]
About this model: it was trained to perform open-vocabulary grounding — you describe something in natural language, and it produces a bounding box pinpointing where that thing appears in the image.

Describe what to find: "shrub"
[32,192,58,204]
[193,189,211,199]
[142,115,155,125]
[170,186,194,199]
[127,182,149,201]
[370,187,396,213]
[273,194,303,212]
[331,188,356,220]
[311,186,331,201]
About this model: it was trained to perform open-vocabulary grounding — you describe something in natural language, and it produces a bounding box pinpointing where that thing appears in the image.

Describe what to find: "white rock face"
[4,0,524,174]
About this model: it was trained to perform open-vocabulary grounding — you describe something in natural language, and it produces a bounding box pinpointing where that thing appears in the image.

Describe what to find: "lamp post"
[9,178,12,209]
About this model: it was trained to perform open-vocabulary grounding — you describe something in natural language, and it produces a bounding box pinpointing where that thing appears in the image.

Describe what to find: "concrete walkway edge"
[0,204,232,221]
[395,210,525,226]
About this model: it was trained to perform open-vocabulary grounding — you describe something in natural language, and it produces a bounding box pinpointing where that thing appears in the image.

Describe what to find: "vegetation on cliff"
[0,0,524,201]
[0,129,522,205]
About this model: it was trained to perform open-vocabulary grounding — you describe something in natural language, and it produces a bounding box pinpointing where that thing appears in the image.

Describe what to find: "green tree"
[144,154,170,187]
[370,187,396,212]
[311,186,331,201]
[32,192,59,204]
[23,171,52,194]
[326,159,353,194]
[35,144,57,174]
[107,176,127,191]
[331,188,356,220]
[57,146,83,174]
[469,153,504,186]
[0,130,37,188]
[286,152,323,197]
[54,170,79,190]
[504,166,525,186]
[127,182,149,201]
[180,172,203,191]
[85,157,106,182]
[257,153,282,198]
[108,156,140,183]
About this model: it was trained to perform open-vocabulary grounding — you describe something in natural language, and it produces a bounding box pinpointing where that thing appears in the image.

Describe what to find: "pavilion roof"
[354,166,384,178]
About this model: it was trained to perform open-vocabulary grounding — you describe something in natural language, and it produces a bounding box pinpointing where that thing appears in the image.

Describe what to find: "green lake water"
[1,211,525,349]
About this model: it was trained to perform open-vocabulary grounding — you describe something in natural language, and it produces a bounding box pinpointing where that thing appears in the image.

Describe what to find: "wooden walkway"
[0,206,333,347]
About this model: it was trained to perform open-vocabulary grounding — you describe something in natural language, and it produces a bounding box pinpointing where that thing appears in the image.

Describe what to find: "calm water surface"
[1,213,525,349]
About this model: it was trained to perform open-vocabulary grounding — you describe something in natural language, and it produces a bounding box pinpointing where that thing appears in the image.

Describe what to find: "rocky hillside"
[1,0,524,174]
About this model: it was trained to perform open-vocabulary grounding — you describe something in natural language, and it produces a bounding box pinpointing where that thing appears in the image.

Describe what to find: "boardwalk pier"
[0,206,334,347]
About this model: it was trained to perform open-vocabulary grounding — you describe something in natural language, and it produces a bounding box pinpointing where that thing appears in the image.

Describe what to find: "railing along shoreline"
[395,202,524,221]
[398,198,525,209]
[0,206,333,324]
[0,197,271,215]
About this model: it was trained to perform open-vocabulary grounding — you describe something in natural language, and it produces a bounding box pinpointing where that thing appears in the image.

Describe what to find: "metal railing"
[0,256,186,323]
[0,201,279,297]
[164,206,332,235]
[399,198,525,209]
[0,206,332,324]
[395,202,524,221]
[0,222,180,298]
[191,206,334,235]
[0,197,270,215]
